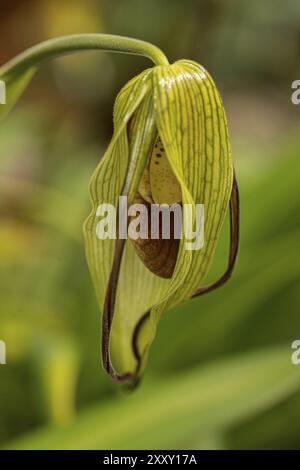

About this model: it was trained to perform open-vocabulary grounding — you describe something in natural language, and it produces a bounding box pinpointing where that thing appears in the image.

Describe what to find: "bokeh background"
[0,0,300,450]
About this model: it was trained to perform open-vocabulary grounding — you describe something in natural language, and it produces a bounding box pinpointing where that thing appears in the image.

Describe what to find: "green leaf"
[33,338,79,426]
[5,345,300,449]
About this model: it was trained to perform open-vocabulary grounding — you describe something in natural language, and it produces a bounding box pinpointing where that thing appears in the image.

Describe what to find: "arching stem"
[0,33,169,80]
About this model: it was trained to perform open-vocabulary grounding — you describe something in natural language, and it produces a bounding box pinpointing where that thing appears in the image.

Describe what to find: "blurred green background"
[0,0,300,450]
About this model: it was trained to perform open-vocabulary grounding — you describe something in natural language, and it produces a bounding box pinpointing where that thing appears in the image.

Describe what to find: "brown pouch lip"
[129,194,180,279]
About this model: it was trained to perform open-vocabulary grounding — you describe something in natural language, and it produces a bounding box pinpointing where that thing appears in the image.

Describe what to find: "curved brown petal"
[192,172,240,298]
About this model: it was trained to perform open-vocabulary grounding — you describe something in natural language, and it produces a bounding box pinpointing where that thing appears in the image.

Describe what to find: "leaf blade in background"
[5,344,300,449]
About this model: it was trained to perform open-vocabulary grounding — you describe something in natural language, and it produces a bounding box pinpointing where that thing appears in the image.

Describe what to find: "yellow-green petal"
[84,60,233,383]
[134,60,233,375]
[84,69,173,378]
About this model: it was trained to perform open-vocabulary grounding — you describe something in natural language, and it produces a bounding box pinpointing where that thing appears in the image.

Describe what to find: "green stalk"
[0,34,169,79]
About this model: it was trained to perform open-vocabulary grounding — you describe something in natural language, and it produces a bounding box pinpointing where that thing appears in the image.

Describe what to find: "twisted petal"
[84,69,171,380]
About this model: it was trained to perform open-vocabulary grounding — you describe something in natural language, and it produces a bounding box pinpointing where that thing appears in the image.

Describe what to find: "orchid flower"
[0,34,239,387]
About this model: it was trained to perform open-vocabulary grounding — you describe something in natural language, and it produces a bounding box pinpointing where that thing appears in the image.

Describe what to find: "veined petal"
[133,60,233,374]
[84,68,174,380]
[154,60,233,299]
[85,60,234,384]
[84,69,151,308]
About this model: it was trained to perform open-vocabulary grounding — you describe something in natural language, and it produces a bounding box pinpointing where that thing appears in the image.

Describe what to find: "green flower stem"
[0,34,169,79]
